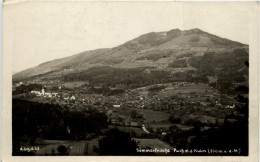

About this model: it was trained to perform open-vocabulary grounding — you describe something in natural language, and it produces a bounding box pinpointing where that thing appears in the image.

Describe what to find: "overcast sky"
[3,1,252,73]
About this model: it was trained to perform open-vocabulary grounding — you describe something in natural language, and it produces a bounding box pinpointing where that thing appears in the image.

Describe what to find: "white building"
[113,105,121,108]
[30,88,59,98]
[70,95,76,100]
[41,87,45,95]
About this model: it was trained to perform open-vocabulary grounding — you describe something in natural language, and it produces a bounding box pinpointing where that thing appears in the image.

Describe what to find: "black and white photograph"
[1,1,259,161]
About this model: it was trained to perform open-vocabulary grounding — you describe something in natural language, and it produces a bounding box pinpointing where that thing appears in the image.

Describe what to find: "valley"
[12,28,249,156]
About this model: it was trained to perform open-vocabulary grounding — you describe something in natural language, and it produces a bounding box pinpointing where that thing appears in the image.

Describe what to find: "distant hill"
[13,28,248,84]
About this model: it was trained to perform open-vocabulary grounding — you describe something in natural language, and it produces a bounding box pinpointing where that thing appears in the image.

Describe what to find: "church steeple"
[41,86,45,95]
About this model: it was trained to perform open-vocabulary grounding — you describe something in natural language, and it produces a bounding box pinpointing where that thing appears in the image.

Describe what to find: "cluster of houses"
[106,109,142,127]
[30,88,58,98]
[29,85,79,101]
[110,118,141,127]
[64,95,76,100]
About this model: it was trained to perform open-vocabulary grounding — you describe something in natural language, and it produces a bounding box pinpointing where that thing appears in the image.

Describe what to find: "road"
[142,124,150,134]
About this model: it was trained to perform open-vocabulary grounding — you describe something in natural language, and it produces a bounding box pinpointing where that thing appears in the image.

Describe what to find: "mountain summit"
[13,28,248,81]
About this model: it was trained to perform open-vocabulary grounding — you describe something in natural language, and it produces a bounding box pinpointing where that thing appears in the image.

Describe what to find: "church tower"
[41,87,45,95]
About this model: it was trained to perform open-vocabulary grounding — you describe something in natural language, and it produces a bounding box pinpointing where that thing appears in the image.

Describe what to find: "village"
[14,81,239,112]
[13,80,243,137]
[12,73,248,156]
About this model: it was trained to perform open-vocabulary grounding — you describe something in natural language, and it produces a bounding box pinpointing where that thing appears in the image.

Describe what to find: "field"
[147,123,172,130]
[69,141,88,156]
[115,108,170,123]
[147,123,194,131]
[35,140,99,155]
[168,84,214,94]
[62,81,87,88]
[134,82,216,99]
[133,138,173,150]
[109,125,146,137]
[85,138,99,155]
[36,141,87,155]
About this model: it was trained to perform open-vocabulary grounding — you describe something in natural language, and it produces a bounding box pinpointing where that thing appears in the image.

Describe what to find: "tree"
[130,110,144,122]
[169,115,181,124]
[130,110,138,119]
[57,145,68,155]
[95,128,138,155]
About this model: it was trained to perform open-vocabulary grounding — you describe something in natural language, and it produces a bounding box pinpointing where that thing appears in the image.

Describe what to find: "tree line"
[13,98,108,155]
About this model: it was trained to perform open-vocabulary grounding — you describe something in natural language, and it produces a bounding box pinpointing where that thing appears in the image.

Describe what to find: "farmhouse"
[143,69,151,74]
[30,90,42,96]
[110,116,124,125]
[70,95,76,100]
[44,92,52,98]
[113,104,121,108]
[225,104,235,109]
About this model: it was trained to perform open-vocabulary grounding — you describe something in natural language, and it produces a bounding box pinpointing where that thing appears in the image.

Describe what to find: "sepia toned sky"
[3,1,252,73]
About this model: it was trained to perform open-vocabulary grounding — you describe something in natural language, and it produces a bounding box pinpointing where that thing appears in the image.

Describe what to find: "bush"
[148,85,166,92]
[57,145,68,155]
[95,128,138,155]
[169,115,181,124]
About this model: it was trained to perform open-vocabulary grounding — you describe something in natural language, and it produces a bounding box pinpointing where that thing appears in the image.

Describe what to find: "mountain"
[13,28,248,84]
